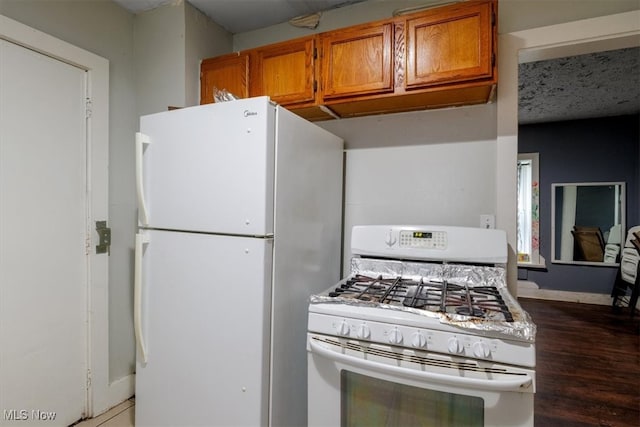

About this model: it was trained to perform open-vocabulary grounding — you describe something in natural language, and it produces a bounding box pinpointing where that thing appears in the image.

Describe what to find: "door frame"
[495,10,640,298]
[0,15,111,417]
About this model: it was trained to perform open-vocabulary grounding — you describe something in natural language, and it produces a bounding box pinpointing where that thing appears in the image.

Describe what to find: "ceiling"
[113,0,364,33]
[518,46,640,125]
[114,0,640,124]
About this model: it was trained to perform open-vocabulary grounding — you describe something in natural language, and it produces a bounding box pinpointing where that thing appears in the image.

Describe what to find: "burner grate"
[329,275,514,322]
[329,275,408,304]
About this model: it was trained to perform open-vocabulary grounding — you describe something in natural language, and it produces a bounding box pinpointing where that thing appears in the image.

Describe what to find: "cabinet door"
[200,53,249,104]
[321,22,394,100]
[250,36,316,106]
[405,1,493,89]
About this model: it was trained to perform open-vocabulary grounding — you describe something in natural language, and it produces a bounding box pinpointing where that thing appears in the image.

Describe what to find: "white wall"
[319,103,497,149]
[134,2,186,115]
[498,0,640,34]
[318,105,498,274]
[134,1,232,114]
[185,1,233,107]
[340,140,497,273]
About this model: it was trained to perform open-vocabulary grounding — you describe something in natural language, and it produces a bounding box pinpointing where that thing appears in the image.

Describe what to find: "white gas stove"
[307,225,537,427]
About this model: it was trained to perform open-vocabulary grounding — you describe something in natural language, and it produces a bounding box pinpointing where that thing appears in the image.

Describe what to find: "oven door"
[307,333,535,427]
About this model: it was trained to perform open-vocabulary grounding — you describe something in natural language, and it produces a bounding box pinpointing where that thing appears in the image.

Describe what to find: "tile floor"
[74,398,134,427]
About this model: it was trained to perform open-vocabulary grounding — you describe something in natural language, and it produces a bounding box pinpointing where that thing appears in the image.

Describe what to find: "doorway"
[495,10,640,298]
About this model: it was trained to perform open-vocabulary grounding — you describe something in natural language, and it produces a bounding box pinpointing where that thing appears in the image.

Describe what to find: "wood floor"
[519,298,640,427]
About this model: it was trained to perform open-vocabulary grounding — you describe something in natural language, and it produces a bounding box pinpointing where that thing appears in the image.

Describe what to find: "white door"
[0,39,88,425]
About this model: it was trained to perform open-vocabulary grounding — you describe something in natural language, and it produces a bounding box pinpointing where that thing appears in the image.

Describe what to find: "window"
[517,153,544,267]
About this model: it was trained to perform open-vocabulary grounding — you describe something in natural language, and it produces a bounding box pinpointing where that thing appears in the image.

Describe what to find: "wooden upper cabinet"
[250,36,317,106]
[200,53,249,104]
[320,22,394,100]
[200,0,497,119]
[405,1,494,89]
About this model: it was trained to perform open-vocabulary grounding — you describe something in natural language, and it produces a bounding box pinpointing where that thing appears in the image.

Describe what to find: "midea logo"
[244,110,258,117]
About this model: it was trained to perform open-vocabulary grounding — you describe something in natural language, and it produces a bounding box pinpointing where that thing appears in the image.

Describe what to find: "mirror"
[552,182,625,266]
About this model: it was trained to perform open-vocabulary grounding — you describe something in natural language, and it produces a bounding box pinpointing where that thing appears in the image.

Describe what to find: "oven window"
[341,370,484,427]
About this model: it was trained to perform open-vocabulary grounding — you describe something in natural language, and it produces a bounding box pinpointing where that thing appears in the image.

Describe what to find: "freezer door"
[134,229,273,427]
[138,97,275,235]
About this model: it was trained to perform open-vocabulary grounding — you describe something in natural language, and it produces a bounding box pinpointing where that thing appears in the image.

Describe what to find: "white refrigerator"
[133,97,343,426]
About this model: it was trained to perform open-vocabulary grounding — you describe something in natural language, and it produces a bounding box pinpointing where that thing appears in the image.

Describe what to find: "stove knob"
[388,328,403,345]
[356,324,371,340]
[411,332,427,348]
[473,341,491,358]
[448,337,463,354]
[336,320,350,336]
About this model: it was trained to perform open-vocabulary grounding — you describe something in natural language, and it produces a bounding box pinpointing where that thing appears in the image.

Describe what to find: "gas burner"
[402,286,434,309]
[455,306,486,317]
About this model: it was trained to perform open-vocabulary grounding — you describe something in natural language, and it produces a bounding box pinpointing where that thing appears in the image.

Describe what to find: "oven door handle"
[309,339,533,392]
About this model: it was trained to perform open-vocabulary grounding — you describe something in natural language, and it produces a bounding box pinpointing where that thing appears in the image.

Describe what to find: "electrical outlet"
[480,214,495,229]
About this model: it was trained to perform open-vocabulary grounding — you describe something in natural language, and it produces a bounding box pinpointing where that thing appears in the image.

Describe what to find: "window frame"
[517,152,545,268]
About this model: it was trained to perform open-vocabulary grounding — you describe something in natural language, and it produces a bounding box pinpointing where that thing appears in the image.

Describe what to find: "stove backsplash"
[349,258,507,288]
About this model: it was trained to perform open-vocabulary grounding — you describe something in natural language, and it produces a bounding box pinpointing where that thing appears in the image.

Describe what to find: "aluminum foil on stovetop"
[310,258,537,342]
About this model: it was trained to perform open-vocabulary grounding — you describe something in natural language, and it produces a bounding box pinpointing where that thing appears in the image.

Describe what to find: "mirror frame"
[551,181,626,267]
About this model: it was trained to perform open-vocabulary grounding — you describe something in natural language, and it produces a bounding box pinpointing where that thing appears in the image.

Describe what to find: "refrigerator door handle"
[135,232,150,363]
[135,132,151,226]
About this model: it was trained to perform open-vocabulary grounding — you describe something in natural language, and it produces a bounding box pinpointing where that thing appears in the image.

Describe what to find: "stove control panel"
[399,230,447,249]
[308,311,536,367]
[351,225,508,264]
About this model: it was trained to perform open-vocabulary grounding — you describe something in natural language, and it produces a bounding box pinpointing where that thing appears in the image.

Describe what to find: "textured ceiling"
[518,47,640,125]
[113,0,640,125]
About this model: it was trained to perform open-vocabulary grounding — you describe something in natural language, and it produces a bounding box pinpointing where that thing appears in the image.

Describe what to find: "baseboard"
[99,374,135,417]
[517,280,612,306]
